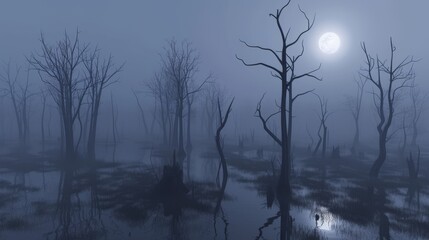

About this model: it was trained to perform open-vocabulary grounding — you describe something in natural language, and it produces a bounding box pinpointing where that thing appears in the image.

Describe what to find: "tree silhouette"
[84,48,123,159]
[29,31,90,160]
[0,62,34,147]
[360,38,416,178]
[236,0,321,192]
[345,76,367,154]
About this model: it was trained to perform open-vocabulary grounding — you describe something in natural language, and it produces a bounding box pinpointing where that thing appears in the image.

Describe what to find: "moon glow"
[319,32,341,54]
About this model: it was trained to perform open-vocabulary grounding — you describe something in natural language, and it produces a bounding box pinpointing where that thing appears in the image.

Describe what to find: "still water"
[0,142,427,240]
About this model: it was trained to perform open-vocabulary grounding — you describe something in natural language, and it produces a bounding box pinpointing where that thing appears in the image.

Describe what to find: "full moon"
[319,32,341,54]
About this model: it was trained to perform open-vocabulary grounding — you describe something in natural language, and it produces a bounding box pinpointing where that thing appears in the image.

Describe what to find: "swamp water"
[0,142,428,240]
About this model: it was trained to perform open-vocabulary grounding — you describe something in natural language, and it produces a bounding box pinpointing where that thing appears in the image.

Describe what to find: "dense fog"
[0,1,428,239]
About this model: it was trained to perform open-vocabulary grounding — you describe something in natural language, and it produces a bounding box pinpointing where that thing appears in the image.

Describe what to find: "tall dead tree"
[161,40,206,158]
[185,84,195,153]
[236,1,320,192]
[399,111,408,155]
[110,92,119,146]
[203,83,223,140]
[406,147,420,179]
[312,94,331,158]
[346,76,367,153]
[40,89,48,150]
[287,51,319,161]
[409,80,426,148]
[185,73,209,153]
[147,72,170,144]
[84,48,122,159]
[215,97,234,190]
[29,31,90,160]
[360,38,416,178]
[0,62,33,146]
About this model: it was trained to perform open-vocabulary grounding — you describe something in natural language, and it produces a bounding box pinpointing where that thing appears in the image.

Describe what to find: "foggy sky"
[1,0,428,145]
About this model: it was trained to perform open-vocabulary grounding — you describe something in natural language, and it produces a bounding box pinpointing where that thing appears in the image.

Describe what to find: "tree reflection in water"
[0,149,428,239]
[213,173,229,240]
[48,166,106,240]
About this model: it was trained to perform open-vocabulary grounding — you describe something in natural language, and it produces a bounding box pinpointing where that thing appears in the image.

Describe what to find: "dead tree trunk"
[237,2,321,196]
[322,124,328,158]
[59,109,64,154]
[346,76,367,154]
[177,98,185,158]
[288,58,316,165]
[84,49,122,159]
[161,40,207,157]
[147,71,172,145]
[110,93,118,146]
[29,31,91,160]
[204,84,221,141]
[41,90,47,151]
[215,98,234,190]
[186,94,194,153]
[171,100,179,148]
[406,147,420,179]
[360,38,416,178]
[312,93,330,158]
[399,113,408,155]
[0,62,33,147]
[409,80,425,148]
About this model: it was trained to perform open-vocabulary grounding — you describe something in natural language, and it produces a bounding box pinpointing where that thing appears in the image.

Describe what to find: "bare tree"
[163,40,195,157]
[83,48,123,159]
[185,84,196,153]
[312,94,331,158]
[185,74,210,153]
[147,72,169,144]
[409,79,426,148]
[360,38,416,178]
[40,89,48,150]
[345,76,367,154]
[161,40,207,158]
[215,97,234,190]
[287,53,318,160]
[0,62,34,146]
[236,1,320,192]
[399,110,408,155]
[110,92,119,146]
[202,83,223,140]
[406,147,420,179]
[28,31,90,160]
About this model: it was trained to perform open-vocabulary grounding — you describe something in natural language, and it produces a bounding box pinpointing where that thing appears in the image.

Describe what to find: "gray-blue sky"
[1,0,427,89]
[1,0,428,143]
